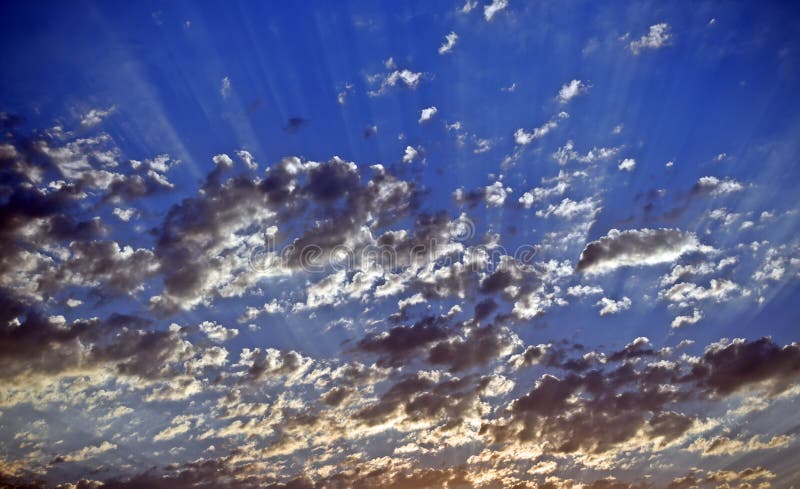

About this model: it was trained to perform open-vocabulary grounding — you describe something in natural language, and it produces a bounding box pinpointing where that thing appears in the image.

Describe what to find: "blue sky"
[1,1,799,488]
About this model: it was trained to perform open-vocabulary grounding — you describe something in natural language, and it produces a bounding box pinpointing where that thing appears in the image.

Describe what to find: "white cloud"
[484,0,508,21]
[403,145,420,163]
[618,158,636,171]
[596,296,632,316]
[661,279,740,306]
[220,76,231,98]
[80,106,116,127]
[236,149,258,170]
[553,140,619,165]
[368,68,423,96]
[474,138,492,153]
[578,228,712,274]
[567,284,604,297]
[199,321,239,343]
[438,32,459,54]
[113,208,137,222]
[212,153,234,167]
[485,181,511,207]
[671,308,703,328]
[514,112,568,145]
[461,0,478,13]
[536,197,601,220]
[629,23,672,54]
[419,106,438,123]
[518,181,568,208]
[696,176,745,196]
[557,79,588,104]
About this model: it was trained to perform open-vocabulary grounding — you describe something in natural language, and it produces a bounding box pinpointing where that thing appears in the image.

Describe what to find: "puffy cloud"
[628,23,672,54]
[518,181,568,208]
[694,175,745,196]
[660,279,740,306]
[618,158,636,171]
[485,181,510,207]
[438,32,458,54]
[419,106,438,123]
[556,79,588,104]
[484,0,508,21]
[403,145,420,163]
[553,140,619,165]
[595,296,632,316]
[368,66,423,96]
[514,112,568,145]
[577,228,709,274]
[80,106,116,128]
[670,308,703,328]
[536,197,601,220]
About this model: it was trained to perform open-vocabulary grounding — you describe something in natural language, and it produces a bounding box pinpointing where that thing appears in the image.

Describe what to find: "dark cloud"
[689,337,800,397]
[356,316,449,368]
[283,117,308,133]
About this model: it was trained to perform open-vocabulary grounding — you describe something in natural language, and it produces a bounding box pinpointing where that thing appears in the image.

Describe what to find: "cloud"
[577,228,710,274]
[629,23,672,54]
[80,106,116,128]
[438,32,458,54]
[403,145,420,163]
[460,0,477,13]
[553,140,619,165]
[618,158,636,171]
[595,296,632,316]
[368,67,423,96]
[687,433,793,456]
[694,175,744,196]
[536,197,601,220]
[556,79,588,104]
[671,308,703,328]
[691,337,800,396]
[514,112,568,145]
[419,106,438,123]
[484,0,508,21]
[220,76,231,98]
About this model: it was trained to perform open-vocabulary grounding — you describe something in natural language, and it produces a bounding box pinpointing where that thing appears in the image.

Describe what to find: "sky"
[1,0,800,488]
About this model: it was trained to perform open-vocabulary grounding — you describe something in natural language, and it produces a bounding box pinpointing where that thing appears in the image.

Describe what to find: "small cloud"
[419,106,438,124]
[460,0,477,13]
[612,123,623,134]
[220,76,231,98]
[629,23,672,54]
[484,0,508,21]
[618,158,636,171]
[596,296,632,316]
[403,145,420,163]
[474,138,492,154]
[708,18,716,26]
[665,160,675,168]
[556,79,588,104]
[80,106,116,128]
[337,82,354,105]
[438,32,459,55]
[501,82,517,92]
[368,66,423,96]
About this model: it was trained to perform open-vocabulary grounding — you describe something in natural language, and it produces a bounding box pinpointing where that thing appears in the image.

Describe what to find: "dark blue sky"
[1,1,799,488]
